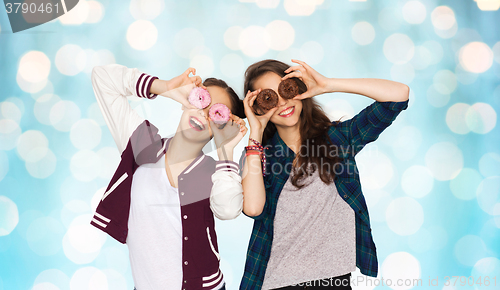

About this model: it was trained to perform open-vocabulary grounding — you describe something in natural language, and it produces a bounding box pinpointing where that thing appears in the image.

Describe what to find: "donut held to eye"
[209,103,231,129]
[278,78,299,99]
[252,89,278,116]
[188,87,212,109]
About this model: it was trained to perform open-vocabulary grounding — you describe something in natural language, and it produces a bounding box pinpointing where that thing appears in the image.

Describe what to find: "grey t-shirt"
[261,169,356,290]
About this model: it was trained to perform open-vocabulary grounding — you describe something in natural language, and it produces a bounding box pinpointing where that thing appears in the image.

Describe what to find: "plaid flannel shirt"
[239,99,409,290]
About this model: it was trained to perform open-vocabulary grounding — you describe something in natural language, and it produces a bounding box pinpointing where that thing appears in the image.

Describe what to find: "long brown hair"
[244,59,343,188]
[204,78,245,119]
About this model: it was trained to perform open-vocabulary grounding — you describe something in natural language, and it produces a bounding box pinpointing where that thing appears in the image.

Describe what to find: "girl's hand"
[243,88,278,137]
[161,67,202,109]
[209,114,248,161]
[282,59,330,100]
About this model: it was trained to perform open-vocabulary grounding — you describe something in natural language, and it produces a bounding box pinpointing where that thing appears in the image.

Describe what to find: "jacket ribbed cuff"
[136,73,159,99]
[215,160,239,174]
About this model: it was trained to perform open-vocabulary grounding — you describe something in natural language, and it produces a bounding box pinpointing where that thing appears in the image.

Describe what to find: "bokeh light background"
[1,0,500,289]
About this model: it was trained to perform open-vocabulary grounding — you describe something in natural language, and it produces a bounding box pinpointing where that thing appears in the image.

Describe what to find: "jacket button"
[181,192,185,196]
[344,195,347,198]
[184,236,188,240]
[183,215,188,219]
[184,280,187,283]
[180,177,183,181]
[184,261,188,265]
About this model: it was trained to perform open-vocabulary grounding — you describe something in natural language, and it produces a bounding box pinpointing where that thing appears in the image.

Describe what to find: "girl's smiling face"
[178,86,233,143]
[253,72,302,128]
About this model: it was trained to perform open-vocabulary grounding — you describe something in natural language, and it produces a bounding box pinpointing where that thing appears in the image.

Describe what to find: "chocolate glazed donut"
[278,78,299,99]
[253,89,278,115]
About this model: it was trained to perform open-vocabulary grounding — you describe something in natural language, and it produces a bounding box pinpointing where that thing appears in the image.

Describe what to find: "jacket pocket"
[206,227,220,261]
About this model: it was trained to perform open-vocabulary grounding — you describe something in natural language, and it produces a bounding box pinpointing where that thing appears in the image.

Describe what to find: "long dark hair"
[203,78,245,119]
[244,59,344,189]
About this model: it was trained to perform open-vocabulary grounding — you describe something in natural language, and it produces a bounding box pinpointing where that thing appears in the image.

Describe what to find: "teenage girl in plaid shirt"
[239,59,410,290]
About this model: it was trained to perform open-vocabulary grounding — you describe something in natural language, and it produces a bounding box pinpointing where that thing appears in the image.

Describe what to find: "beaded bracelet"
[245,138,266,176]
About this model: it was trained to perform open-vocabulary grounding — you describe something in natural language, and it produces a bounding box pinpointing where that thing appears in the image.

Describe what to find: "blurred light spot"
[87,102,106,126]
[300,41,324,65]
[454,235,488,266]
[129,0,164,20]
[26,217,64,256]
[85,0,105,23]
[189,55,214,79]
[16,70,48,93]
[446,103,471,134]
[59,0,89,25]
[26,149,57,179]
[224,26,243,51]
[15,210,44,240]
[220,54,245,79]
[83,49,116,74]
[351,21,375,46]
[465,102,497,134]
[0,119,21,151]
[381,252,421,290]
[383,33,415,64]
[32,282,59,290]
[31,81,54,101]
[455,63,478,85]
[356,151,394,190]
[475,0,500,11]
[325,99,354,122]
[61,200,90,228]
[401,165,433,198]
[422,40,443,65]
[56,44,87,76]
[17,130,49,163]
[18,51,51,83]
[227,3,251,24]
[402,1,426,24]
[97,147,120,180]
[0,152,8,182]
[426,84,450,108]
[0,196,19,236]
[478,152,500,177]
[425,142,463,181]
[34,94,61,126]
[431,6,456,30]
[450,168,483,200]
[472,257,500,290]
[63,215,107,264]
[70,119,102,150]
[378,7,402,31]
[50,100,81,132]
[34,269,70,290]
[276,47,301,64]
[239,25,270,57]
[410,46,432,70]
[459,42,494,73]
[476,176,500,216]
[70,267,108,290]
[256,0,280,8]
[265,20,295,51]
[433,70,457,94]
[390,63,415,84]
[386,197,424,236]
[126,20,158,51]
[174,28,204,58]
[102,269,127,290]
[284,0,317,16]
[1,101,22,123]
[451,28,483,52]
[407,227,432,253]
[70,150,101,181]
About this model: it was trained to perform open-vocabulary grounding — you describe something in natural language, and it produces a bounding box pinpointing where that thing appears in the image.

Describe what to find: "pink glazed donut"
[209,103,231,129]
[188,87,211,109]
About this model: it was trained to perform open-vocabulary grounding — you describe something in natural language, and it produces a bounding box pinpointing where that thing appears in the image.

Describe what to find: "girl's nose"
[277,95,288,107]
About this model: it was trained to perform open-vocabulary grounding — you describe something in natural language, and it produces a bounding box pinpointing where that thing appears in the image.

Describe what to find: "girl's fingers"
[185,67,196,76]
[262,107,278,119]
[248,93,259,107]
[291,59,311,70]
[282,71,302,81]
[284,65,304,74]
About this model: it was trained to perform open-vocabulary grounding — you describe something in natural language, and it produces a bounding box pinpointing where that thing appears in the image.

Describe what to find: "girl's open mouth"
[189,116,205,131]
[278,106,295,117]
